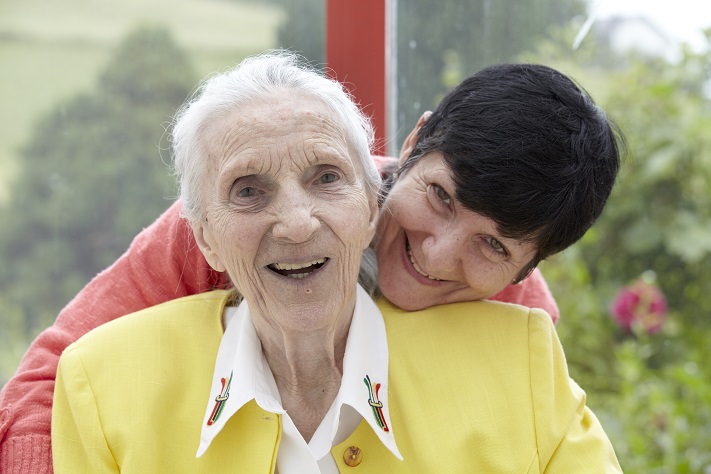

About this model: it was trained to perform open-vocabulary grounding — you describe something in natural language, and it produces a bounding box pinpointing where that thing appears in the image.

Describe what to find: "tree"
[0,27,197,345]
[274,0,325,66]
[257,0,325,66]
[394,0,586,145]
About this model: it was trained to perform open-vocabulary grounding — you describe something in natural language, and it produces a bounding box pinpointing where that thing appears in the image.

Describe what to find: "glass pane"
[394,0,588,148]
[394,1,711,471]
[393,0,710,145]
[0,0,324,386]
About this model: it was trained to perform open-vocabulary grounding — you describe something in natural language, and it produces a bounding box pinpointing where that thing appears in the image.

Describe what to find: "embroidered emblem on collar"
[363,375,389,432]
[207,371,233,426]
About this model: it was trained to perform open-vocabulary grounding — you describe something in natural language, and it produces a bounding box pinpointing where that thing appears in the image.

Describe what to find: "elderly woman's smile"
[267,257,328,278]
[192,92,378,333]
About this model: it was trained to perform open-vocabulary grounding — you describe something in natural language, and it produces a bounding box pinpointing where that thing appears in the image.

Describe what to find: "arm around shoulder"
[0,200,225,472]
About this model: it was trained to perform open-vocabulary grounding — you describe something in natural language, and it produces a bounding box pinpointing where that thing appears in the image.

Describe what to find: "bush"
[538,29,711,473]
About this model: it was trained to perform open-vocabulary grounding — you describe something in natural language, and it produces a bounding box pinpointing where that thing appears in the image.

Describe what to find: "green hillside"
[0,0,285,201]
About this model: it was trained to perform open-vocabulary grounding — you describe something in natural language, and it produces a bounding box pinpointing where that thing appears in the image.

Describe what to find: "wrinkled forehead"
[201,93,360,174]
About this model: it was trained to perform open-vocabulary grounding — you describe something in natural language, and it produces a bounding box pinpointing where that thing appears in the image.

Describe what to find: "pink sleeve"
[371,155,398,178]
[0,200,226,473]
[0,158,400,472]
[489,268,560,324]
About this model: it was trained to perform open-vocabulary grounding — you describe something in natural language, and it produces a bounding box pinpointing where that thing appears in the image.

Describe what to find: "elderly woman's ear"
[398,111,432,166]
[191,219,227,273]
[365,192,380,248]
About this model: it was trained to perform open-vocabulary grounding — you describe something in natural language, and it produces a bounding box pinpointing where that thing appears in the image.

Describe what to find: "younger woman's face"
[374,118,537,311]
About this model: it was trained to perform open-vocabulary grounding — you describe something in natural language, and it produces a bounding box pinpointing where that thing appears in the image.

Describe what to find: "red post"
[326,0,388,155]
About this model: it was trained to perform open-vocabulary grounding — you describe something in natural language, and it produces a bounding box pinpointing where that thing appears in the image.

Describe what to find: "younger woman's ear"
[398,111,432,166]
[191,220,226,273]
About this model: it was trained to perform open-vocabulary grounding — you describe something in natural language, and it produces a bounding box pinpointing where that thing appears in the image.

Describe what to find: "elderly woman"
[50,52,621,472]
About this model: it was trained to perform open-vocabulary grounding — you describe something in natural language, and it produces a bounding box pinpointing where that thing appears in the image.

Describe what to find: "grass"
[0,0,283,50]
[0,0,285,386]
[0,41,107,200]
[0,0,285,202]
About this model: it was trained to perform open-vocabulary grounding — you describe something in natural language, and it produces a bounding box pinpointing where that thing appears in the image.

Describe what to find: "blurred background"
[1,0,709,471]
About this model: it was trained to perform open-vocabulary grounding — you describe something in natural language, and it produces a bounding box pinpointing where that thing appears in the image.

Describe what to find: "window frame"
[325,0,392,156]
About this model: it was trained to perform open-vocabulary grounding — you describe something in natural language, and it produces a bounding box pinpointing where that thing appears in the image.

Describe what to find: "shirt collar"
[196,299,282,458]
[308,285,402,460]
[197,285,401,461]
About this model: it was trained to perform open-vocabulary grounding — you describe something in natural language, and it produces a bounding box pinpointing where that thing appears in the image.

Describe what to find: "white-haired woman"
[51,52,621,473]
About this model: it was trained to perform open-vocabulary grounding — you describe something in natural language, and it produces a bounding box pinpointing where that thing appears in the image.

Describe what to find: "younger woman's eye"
[433,184,451,205]
[318,172,339,184]
[488,237,508,256]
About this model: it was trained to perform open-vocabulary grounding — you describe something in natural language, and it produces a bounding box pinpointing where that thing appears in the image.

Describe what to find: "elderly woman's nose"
[271,189,321,242]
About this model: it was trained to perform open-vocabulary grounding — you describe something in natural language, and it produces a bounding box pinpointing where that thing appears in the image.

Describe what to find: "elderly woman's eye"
[237,186,258,198]
[318,172,339,184]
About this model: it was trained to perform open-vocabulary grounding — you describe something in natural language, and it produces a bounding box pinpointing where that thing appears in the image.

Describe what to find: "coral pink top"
[0,156,558,473]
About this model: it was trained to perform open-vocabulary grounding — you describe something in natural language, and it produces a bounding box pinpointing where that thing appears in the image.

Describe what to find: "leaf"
[663,211,711,263]
[642,145,682,180]
[622,218,663,254]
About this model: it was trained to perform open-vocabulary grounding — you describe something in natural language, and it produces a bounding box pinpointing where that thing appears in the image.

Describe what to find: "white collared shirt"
[198,285,402,473]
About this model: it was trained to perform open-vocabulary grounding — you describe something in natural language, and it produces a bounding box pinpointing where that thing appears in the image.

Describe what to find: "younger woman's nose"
[421,232,460,275]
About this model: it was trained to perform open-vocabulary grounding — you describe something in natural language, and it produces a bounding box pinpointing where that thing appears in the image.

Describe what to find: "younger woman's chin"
[381,290,429,311]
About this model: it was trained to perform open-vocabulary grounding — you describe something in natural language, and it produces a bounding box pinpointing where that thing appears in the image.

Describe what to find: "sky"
[592,0,711,51]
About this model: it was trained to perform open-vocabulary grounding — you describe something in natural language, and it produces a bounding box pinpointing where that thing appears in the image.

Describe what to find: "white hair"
[170,50,380,226]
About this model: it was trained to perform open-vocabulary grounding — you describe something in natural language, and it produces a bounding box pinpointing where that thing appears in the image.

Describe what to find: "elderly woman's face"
[193,93,377,330]
[376,149,538,311]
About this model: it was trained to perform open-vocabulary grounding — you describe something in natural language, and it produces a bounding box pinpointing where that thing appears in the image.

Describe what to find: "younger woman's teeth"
[406,242,442,281]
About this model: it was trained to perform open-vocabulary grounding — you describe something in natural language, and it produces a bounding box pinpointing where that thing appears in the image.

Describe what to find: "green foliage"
[588,55,711,324]
[548,255,711,473]
[394,0,587,147]
[535,30,711,474]
[258,0,325,66]
[276,0,324,65]
[0,0,280,202]
[0,27,197,353]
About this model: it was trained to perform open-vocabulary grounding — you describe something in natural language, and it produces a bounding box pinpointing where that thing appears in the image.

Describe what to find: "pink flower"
[610,278,667,334]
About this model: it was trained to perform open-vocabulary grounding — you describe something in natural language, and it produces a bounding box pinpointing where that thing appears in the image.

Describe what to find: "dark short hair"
[398,63,624,282]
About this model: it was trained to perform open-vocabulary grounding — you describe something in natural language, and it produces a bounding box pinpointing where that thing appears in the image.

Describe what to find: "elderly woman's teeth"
[268,258,327,278]
[406,242,442,281]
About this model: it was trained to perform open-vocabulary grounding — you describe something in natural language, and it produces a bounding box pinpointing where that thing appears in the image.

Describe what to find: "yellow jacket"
[53,291,622,473]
